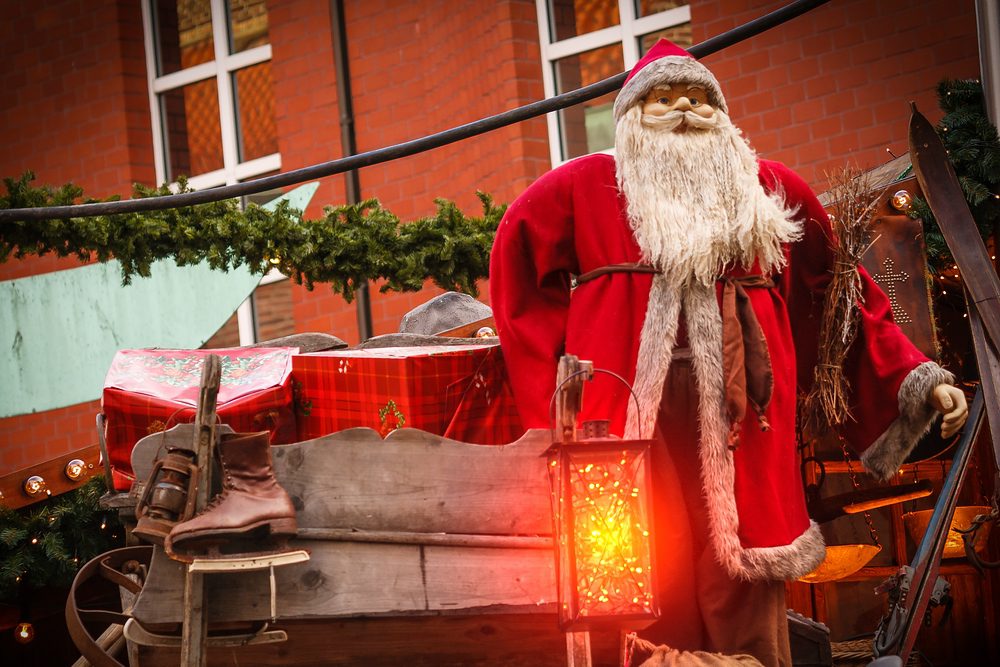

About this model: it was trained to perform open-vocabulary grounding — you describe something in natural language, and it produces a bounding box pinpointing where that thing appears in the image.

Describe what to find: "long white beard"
[615,106,802,287]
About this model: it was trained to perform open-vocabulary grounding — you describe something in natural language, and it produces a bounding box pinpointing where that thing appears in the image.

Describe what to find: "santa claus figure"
[490,40,967,665]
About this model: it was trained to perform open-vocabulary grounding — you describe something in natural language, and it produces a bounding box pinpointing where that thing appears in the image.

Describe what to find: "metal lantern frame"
[547,358,660,632]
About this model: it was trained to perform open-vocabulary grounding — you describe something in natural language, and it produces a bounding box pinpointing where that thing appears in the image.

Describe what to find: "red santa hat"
[613,38,728,121]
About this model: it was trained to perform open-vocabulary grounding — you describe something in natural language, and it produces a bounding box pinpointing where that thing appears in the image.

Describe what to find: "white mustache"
[640,110,719,131]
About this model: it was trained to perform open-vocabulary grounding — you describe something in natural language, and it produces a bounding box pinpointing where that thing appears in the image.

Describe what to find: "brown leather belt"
[575,262,660,284]
[573,264,774,447]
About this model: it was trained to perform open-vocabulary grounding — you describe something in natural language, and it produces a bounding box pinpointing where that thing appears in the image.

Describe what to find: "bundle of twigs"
[801,167,885,438]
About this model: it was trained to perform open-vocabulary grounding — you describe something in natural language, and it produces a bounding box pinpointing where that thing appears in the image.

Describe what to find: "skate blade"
[188,549,310,572]
[165,521,297,563]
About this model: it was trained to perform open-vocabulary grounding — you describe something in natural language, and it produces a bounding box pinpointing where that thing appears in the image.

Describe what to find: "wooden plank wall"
[130,426,560,628]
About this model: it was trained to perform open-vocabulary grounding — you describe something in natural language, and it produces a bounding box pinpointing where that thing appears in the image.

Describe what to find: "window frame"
[534,0,692,165]
[140,0,281,191]
[139,0,284,345]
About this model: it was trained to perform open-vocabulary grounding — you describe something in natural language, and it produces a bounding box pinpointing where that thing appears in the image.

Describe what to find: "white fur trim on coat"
[860,360,955,481]
[626,279,825,581]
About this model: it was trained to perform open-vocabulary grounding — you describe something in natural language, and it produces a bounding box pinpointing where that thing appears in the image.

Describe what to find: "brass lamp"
[547,419,659,631]
[133,447,199,545]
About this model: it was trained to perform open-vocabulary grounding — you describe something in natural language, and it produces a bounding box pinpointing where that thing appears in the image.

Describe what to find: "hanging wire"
[0,0,831,222]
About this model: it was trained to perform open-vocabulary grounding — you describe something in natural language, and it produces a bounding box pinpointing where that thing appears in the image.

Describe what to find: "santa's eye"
[690,98,700,106]
[657,97,670,105]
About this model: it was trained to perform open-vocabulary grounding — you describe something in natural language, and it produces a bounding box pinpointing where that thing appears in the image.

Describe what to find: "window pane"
[554,43,623,160]
[635,0,688,19]
[154,0,214,76]
[548,0,619,42]
[639,22,693,55]
[254,279,295,341]
[161,79,224,180]
[233,62,278,162]
[227,0,269,54]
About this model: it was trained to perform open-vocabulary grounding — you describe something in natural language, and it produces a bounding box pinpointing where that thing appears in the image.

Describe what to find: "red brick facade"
[691,0,980,188]
[0,0,984,476]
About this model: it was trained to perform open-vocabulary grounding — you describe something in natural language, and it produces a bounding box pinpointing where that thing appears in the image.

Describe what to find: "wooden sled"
[124,424,622,666]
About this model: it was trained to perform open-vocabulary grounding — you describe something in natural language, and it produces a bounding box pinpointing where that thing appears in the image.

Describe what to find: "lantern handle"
[547,367,643,439]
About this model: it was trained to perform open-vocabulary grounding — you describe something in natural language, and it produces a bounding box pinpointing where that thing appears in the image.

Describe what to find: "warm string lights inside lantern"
[549,438,658,630]
[570,452,655,618]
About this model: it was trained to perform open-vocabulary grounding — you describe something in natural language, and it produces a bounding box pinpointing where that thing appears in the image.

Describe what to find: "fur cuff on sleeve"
[860,361,955,481]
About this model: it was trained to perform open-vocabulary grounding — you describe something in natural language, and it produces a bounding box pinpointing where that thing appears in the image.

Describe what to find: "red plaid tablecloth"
[102,347,298,490]
[292,344,523,444]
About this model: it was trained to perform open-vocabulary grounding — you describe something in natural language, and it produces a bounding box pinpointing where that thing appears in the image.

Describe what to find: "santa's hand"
[929,384,968,439]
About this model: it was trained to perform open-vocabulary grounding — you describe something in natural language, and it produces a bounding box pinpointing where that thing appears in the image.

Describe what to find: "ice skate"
[164,430,299,563]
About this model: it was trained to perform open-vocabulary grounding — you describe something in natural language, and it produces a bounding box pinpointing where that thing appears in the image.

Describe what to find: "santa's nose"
[671,96,694,112]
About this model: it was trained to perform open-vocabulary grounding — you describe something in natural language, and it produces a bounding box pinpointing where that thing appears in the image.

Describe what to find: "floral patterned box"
[291,345,523,444]
[102,347,298,490]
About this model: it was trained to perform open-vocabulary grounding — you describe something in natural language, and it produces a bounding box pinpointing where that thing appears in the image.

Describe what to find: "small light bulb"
[65,459,86,481]
[14,622,34,644]
[890,190,913,212]
[23,476,46,497]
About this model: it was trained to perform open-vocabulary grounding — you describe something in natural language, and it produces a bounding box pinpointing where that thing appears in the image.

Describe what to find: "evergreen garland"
[910,79,1000,272]
[0,478,124,601]
[1,173,506,302]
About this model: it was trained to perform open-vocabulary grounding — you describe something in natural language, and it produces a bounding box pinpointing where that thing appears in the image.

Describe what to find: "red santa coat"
[490,153,949,581]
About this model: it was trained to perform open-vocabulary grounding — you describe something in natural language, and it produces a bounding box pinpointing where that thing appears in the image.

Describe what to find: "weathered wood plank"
[132,539,557,625]
[275,427,553,535]
[296,527,552,548]
[135,614,623,667]
[132,425,554,536]
[423,545,555,612]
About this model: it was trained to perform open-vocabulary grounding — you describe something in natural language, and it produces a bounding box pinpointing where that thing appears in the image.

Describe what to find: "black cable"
[0,0,830,222]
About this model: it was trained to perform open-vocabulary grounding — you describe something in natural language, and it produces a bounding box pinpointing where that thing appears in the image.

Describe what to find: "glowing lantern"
[547,431,659,631]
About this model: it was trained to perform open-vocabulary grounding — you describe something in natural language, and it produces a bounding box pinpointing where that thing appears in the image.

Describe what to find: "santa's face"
[641,83,717,127]
[614,81,799,286]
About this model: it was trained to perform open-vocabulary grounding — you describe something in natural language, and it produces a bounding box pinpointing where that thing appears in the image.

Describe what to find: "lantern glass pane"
[551,441,658,629]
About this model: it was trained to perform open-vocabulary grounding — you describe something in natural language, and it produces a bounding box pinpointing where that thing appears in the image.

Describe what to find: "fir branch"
[1,173,507,302]
[0,478,123,602]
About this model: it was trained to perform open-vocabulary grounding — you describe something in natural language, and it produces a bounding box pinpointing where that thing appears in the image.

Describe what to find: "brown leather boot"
[165,431,297,560]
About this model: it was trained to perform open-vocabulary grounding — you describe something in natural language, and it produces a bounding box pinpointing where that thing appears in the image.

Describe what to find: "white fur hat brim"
[614,55,728,121]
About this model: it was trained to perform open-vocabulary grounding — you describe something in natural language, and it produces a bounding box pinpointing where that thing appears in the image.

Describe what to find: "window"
[140,1,285,345]
[141,0,279,190]
[536,0,692,164]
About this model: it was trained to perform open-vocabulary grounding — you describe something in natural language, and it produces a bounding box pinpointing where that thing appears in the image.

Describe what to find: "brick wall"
[0,0,154,281]
[1,0,985,476]
[276,0,549,343]
[691,0,981,190]
[0,0,153,475]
